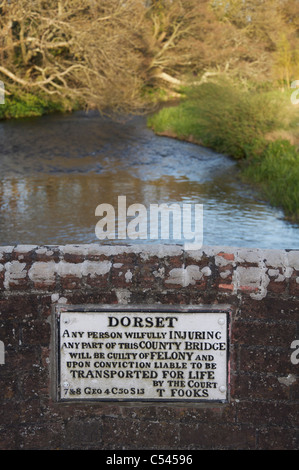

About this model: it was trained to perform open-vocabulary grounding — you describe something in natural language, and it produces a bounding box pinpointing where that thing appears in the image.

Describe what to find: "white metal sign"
[57,309,229,402]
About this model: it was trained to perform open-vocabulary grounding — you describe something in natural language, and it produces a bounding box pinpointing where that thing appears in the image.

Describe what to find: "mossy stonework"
[0,244,298,449]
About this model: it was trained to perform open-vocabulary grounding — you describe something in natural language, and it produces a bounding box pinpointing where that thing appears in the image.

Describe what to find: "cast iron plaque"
[55,306,229,403]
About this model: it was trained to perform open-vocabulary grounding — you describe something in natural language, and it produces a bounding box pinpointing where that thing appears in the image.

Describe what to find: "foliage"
[148,80,299,220]
[149,80,296,158]
[0,0,149,114]
[0,90,77,120]
[0,0,298,116]
[241,140,299,220]
[147,97,202,140]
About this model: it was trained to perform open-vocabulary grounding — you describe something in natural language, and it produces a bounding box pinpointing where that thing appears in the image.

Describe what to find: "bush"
[242,139,299,220]
[0,91,78,120]
[186,81,295,158]
[148,101,202,140]
[148,79,299,220]
[148,79,297,159]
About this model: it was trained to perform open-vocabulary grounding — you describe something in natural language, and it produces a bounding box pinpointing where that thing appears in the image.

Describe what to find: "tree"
[276,0,299,87]
[0,0,257,111]
[0,0,149,113]
[1,0,298,116]
[212,0,299,85]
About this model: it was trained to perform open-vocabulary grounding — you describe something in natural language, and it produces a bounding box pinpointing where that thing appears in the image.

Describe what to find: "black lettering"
[133,317,143,327]
[108,316,118,327]
[166,316,178,328]
[121,316,130,326]
[145,317,154,327]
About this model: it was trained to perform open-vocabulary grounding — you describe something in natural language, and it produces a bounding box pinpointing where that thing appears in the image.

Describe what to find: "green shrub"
[148,80,296,159]
[242,139,299,220]
[148,101,202,140]
[148,79,299,220]
[0,91,78,120]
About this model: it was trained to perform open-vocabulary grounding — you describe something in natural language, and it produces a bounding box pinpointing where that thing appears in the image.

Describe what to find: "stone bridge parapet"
[0,244,298,449]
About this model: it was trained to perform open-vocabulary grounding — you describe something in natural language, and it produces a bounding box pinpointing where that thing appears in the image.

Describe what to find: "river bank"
[1,83,299,227]
[0,91,79,120]
[1,111,299,248]
[147,83,299,223]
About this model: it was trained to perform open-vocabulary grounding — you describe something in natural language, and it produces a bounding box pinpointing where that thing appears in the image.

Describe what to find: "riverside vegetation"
[0,90,77,120]
[1,1,299,222]
[148,80,299,222]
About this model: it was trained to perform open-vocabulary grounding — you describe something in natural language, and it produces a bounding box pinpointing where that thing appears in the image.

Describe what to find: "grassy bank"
[0,91,79,120]
[148,81,299,222]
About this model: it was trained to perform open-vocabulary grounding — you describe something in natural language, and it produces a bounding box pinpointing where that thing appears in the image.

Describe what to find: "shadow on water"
[0,110,298,248]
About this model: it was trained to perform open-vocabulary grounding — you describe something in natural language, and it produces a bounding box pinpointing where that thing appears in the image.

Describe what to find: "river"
[0,110,298,249]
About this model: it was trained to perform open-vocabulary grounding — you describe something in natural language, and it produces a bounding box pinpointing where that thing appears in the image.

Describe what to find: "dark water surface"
[0,110,298,248]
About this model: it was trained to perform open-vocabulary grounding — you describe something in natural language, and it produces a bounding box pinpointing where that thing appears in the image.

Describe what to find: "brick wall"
[0,244,298,450]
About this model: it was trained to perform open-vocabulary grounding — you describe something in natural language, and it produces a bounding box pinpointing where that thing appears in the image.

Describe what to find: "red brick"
[60,274,83,290]
[21,320,51,346]
[63,253,86,263]
[180,422,255,449]
[217,252,235,261]
[289,277,299,295]
[236,401,299,427]
[18,422,64,450]
[231,373,291,400]
[267,280,287,293]
[219,283,234,291]
[240,297,299,321]
[231,320,296,348]
[257,427,298,450]
[239,346,297,374]
[0,270,4,290]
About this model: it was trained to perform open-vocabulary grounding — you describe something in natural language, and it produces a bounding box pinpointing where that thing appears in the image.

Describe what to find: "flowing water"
[0,110,298,249]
